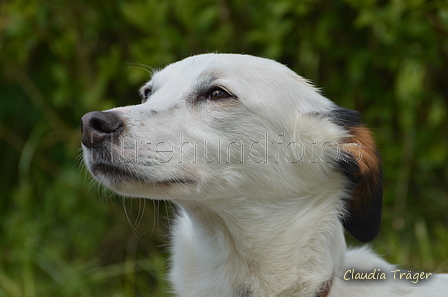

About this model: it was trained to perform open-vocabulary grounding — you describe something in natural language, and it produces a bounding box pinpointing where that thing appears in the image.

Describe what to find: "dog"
[81,53,447,296]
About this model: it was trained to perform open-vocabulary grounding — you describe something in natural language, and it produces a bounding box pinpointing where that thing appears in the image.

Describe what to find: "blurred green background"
[1,0,448,296]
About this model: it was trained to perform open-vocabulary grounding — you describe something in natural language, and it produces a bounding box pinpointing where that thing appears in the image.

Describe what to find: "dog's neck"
[170,192,346,297]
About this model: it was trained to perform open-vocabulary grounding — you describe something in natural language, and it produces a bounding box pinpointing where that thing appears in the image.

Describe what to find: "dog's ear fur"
[331,108,383,243]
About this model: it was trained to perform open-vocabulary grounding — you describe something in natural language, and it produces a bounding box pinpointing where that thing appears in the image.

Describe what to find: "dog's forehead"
[152,53,289,86]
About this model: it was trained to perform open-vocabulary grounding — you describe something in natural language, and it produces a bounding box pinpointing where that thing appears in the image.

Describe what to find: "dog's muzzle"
[80,111,123,147]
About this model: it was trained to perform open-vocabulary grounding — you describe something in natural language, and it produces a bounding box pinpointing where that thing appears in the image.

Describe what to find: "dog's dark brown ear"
[332,108,383,243]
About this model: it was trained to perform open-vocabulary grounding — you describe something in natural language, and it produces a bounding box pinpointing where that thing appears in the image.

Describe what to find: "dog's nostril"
[81,111,123,147]
[90,115,121,133]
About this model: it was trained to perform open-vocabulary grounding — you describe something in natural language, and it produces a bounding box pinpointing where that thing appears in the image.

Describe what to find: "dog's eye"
[144,87,152,98]
[209,88,230,100]
[141,87,153,103]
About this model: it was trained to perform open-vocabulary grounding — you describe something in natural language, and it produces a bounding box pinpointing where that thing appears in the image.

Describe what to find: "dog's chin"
[88,162,198,199]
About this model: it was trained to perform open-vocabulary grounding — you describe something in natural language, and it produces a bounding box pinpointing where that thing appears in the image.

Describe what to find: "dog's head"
[81,53,382,242]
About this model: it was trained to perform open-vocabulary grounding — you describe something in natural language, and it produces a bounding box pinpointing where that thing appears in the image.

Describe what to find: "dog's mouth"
[91,162,143,181]
[157,179,197,186]
[90,162,197,186]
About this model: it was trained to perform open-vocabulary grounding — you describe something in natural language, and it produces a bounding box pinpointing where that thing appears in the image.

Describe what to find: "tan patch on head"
[342,126,381,178]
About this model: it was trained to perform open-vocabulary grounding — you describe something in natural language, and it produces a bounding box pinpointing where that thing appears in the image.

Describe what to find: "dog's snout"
[81,111,123,147]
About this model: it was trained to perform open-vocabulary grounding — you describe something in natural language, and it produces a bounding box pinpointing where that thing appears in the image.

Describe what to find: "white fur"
[82,53,448,296]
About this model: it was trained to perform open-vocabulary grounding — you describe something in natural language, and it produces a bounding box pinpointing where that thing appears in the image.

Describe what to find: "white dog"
[81,54,447,297]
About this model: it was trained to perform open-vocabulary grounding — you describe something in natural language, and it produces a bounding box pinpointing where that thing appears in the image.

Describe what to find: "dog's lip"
[90,162,197,186]
[90,162,145,181]
[157,179,197,186]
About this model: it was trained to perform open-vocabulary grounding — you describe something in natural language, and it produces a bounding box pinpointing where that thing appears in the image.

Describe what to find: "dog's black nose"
[81,111,123,147]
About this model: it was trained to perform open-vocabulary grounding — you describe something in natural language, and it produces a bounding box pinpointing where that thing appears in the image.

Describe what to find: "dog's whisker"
[134,197,145,230]
[123,62,156,76]
[122,197,140,238]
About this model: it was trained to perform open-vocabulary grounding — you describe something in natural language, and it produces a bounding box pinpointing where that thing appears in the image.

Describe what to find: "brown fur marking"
[340,125,382,242]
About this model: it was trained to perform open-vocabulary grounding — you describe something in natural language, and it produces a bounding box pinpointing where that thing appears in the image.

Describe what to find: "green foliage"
[1,0,447,295]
